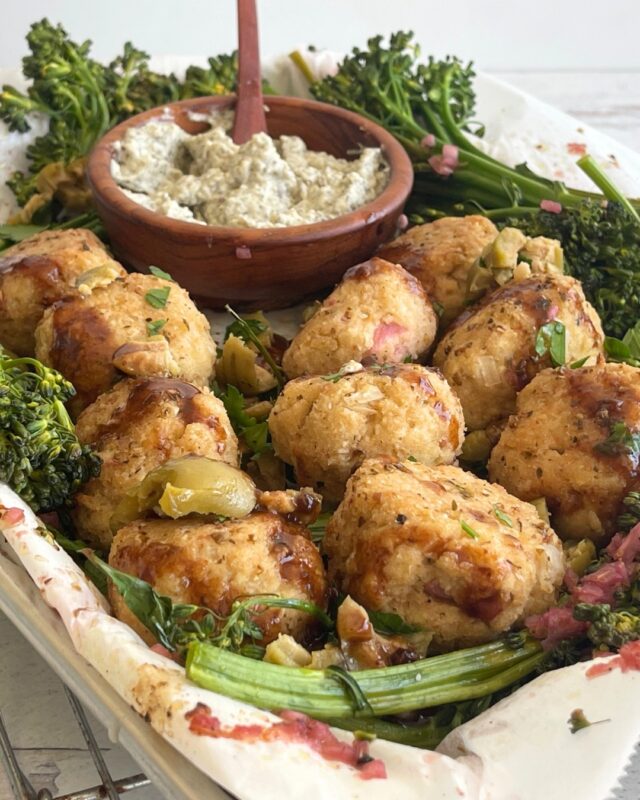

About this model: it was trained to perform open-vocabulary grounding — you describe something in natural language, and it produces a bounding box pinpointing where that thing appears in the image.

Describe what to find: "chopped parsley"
[569,356,589,369]
[145,286,171,309]
[535,320,566,367]
[224,316,268,343]
[460,520,479,539]
[367,609,422,636]
[568,709,591,733]
[493,506,513,527]
[146,319,167,337]
[148,265,174,282]
[594,421,640,458]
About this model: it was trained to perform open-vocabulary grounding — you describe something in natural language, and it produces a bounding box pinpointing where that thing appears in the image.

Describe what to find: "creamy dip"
[111,116,390,228]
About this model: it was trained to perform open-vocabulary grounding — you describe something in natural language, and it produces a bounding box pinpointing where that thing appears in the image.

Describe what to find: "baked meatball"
[378,215,498,324]
[73,377,238,548]
[489,363,640,542]
[268,363,464,502]
[433,274,604,432]
[109,511,328,645]
[324,459,564,650]
[0,228,125,356]
[282,257,437,379]
[35,272,216,412]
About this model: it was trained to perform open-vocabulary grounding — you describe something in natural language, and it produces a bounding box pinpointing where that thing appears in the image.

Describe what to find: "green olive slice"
[110,455,257,531]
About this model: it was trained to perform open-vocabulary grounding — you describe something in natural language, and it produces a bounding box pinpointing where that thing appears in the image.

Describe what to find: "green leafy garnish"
[570,357,589,369]
[604,321,640,367]
[145,286,171,309]
[85,551,197,651]
[594,422,640,458]
[460,520,479,539]
[224,316,268,343]
[146,319,167,337]
[85,551,331,653]
[493,506,513,528]
[367,609,422,636]
[535,321,566,367]
[215,383,272,458]
[148,265,174,282]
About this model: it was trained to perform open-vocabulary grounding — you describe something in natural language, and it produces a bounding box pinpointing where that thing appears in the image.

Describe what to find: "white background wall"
[2,0,640,70]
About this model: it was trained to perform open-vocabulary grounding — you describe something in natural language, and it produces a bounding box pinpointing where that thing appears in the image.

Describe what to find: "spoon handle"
[232,0,267,144]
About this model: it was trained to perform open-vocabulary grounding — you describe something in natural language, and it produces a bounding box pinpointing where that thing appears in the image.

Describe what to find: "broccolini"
[0,350,100,511]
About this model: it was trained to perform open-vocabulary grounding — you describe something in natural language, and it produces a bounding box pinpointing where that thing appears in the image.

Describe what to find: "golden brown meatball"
[34,272,216,413]
[73,377,238,548]
[489,363,640,542]
[433,274,604,433]
[0,228,125,356]
[282,257,437,378]
[109,511,328,645]
[268,363,464,502]
[378,215,498,324]
[324,459,564,650]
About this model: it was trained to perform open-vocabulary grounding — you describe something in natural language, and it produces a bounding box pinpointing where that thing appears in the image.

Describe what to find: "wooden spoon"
[232,0,267,144]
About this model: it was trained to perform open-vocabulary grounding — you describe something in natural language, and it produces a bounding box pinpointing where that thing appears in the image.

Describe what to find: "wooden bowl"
[86,95,414,310]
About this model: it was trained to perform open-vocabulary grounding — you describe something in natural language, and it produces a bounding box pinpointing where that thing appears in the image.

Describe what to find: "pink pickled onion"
[540,200,563,214]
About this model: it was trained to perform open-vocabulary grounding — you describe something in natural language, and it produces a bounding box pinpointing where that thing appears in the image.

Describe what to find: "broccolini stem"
[577,154,640,224]
[186,637,544,720]
[288,51,315,85]
[325,714,449,749]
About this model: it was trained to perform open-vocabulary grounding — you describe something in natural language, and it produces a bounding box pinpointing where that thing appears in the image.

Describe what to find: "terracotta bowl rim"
[86,94,414,244]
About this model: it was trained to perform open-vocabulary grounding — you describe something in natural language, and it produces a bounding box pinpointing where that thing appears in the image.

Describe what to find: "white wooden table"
[1,69,639,800]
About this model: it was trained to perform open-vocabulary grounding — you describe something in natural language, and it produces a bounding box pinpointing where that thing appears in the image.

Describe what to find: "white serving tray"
[0,53,639,799]
[0,539,229,800]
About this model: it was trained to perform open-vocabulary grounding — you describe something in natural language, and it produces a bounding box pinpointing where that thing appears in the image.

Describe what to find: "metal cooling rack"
[0,686,151,800]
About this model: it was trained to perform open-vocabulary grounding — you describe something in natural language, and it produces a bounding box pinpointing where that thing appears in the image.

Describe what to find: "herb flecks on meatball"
[489,362,640,542]
[268,364,464,502]
[324,458,564,650]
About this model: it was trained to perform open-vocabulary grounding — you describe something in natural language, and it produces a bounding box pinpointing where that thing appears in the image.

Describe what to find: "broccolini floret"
[0,350,100,511]
[573,603,640,650]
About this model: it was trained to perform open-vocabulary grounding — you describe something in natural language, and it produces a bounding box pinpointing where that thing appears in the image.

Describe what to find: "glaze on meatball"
[73,377,238,548]
[34,272,216,412]
[433,274,604,432]
[268,363,464,502]
[0,228,125,356]
[109,511,328,645]
[282,257,437,379]
[378,215,498,325]
[324,459,564,650]
[489,363,640,542]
